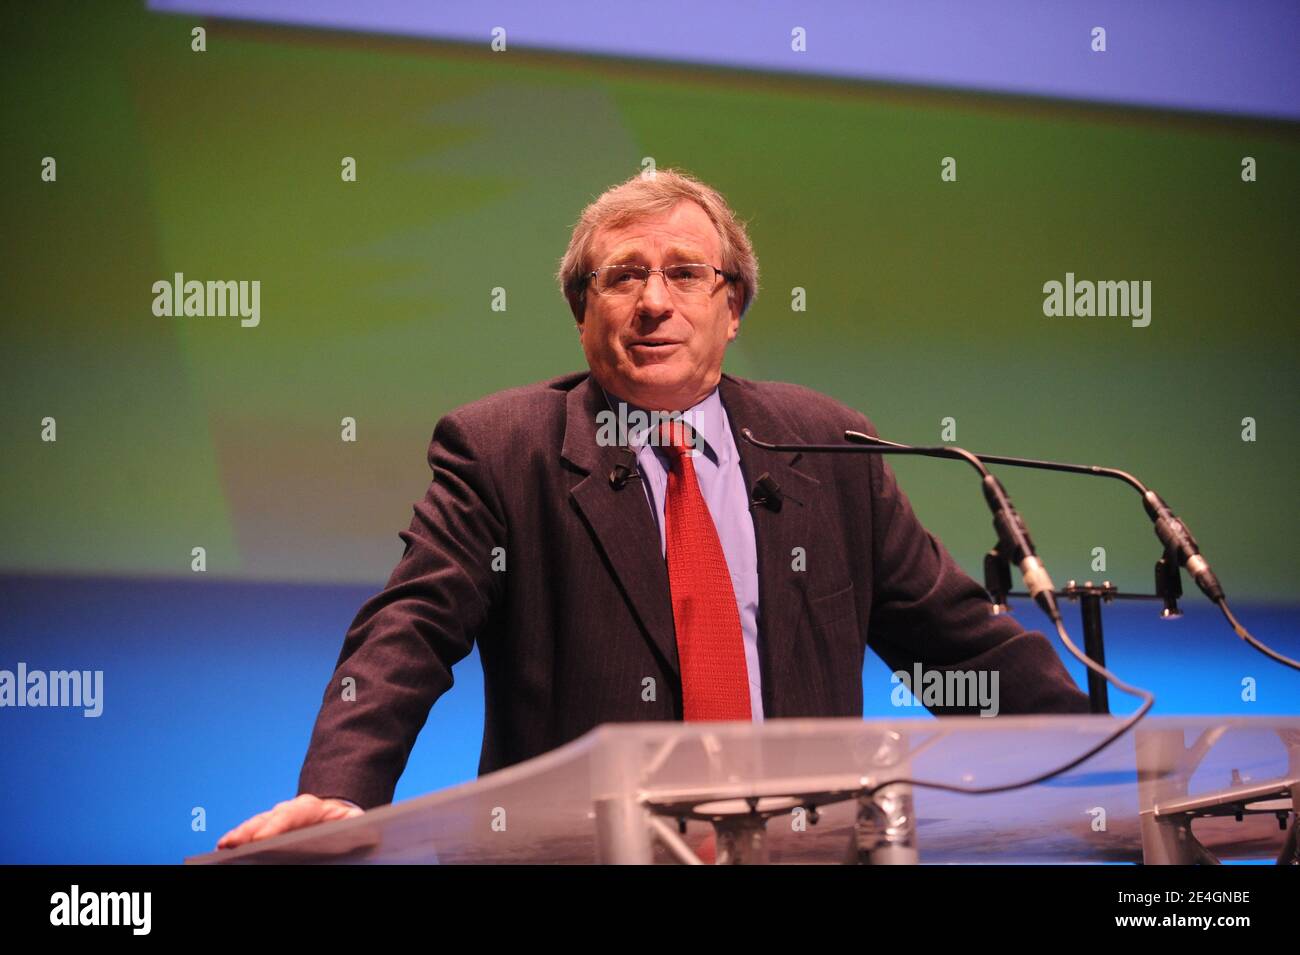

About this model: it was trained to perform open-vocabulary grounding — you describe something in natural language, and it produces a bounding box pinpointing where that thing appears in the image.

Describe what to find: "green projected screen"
[2,4,1297,599]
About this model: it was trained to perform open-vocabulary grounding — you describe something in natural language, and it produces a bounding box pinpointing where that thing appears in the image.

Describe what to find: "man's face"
[578,200,740,412]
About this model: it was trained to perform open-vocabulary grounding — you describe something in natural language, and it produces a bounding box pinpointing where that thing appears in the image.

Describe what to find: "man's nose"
[636,270,674,315]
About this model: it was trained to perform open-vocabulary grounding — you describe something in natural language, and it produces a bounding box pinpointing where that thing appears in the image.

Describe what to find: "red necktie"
[658,420,752,721]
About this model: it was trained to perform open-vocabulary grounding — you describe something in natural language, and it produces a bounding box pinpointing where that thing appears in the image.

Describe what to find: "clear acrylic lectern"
[187,716,1300,865]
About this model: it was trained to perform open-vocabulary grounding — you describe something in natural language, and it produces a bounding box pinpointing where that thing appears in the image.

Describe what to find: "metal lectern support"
[593,742,655,864]
[848,731,918,864]
[715,813,770,865]
[850,783,918,865]
[593,795,653,864]
[1137,726,1300,865]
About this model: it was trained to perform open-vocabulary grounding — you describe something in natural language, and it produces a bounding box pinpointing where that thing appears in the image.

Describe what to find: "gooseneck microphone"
[741,428,1062,624]
[844,430,1297,672]
[1140,490,1223,602]
[845,431,1230,604]
[979,473,1058,621]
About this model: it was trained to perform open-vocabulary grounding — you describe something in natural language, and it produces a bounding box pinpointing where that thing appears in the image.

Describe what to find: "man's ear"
[725,287,741,340]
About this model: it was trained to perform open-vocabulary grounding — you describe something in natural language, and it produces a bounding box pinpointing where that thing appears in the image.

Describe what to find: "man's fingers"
[216,809,274,848]
[244,814,290,841]
[216,795,361,850]
[240,800,306,842]
[217,802,300,849]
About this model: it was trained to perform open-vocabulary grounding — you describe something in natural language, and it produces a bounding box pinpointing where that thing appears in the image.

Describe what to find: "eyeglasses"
[589,263,736,298]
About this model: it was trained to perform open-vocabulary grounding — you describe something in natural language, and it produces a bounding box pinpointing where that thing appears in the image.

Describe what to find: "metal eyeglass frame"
[587,263,738,297]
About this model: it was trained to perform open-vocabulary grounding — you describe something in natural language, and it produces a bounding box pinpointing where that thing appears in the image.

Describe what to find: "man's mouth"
[628,340,681,350]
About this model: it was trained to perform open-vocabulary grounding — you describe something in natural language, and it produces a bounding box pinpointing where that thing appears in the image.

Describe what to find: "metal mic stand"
[993,536,1188,713]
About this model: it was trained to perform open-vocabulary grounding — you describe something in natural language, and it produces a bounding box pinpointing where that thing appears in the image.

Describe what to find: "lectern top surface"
[189,716,1300,864]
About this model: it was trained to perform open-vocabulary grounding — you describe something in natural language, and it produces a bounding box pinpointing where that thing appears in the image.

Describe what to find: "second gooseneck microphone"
[741,428,1062,623]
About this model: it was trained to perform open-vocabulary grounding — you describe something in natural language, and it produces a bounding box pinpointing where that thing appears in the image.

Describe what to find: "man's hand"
[216,794,364,850]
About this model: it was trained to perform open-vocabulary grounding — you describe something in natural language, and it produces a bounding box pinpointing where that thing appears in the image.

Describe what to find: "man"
[217,169,1087,849]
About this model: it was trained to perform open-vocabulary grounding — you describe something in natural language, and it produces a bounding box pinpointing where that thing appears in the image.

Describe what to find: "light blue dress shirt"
[601,386,763,720]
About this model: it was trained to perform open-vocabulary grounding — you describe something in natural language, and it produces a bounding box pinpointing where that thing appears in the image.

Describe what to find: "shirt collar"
[598,383,726,464]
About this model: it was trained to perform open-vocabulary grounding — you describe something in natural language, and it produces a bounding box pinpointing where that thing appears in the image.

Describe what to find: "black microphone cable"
[741,427,1156,800]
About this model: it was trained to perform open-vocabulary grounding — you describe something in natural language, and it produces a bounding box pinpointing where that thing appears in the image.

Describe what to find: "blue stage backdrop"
[1,1,1296,863]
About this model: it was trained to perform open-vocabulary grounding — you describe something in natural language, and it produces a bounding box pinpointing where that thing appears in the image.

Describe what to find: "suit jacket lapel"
[561,375,679,676]
[560,372,824,715]
[717,374,821,718]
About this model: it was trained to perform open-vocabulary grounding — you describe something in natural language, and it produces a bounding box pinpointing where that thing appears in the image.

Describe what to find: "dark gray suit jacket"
[298,371,1088,809]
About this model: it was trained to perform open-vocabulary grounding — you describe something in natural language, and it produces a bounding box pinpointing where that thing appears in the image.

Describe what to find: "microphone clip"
[749,472,785,512]
[608,452,642,491]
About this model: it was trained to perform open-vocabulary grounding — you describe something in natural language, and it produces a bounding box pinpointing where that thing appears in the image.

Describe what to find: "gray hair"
[555,168,759,321]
